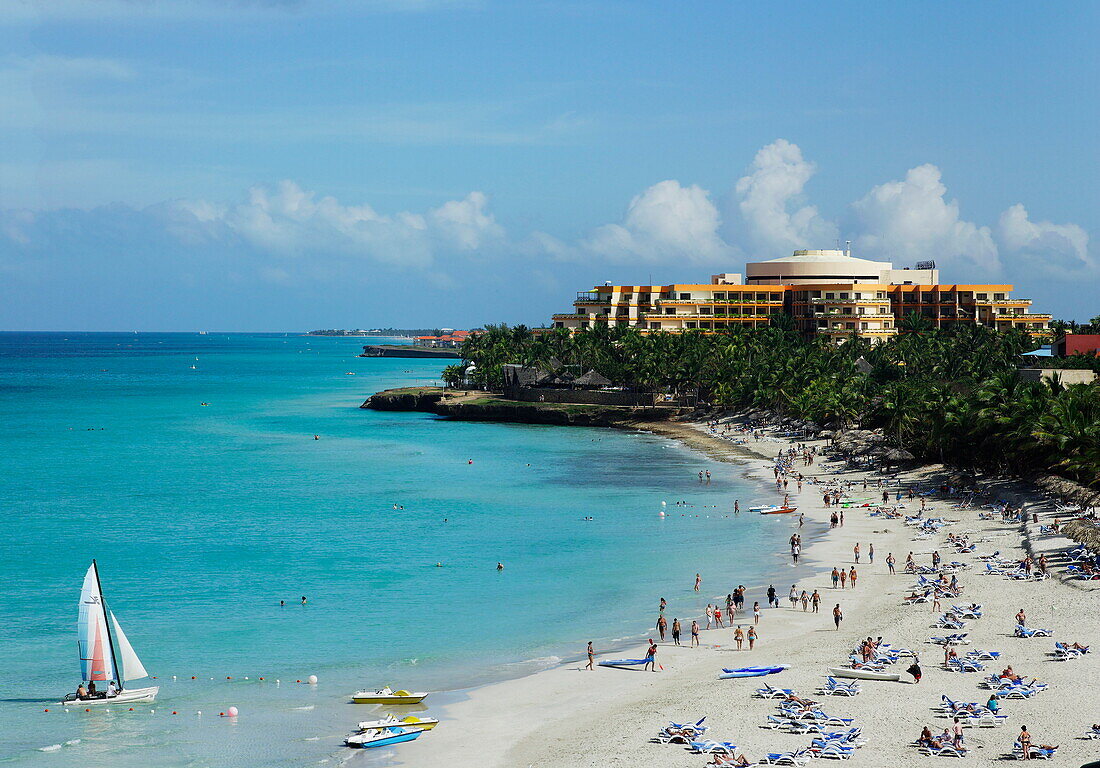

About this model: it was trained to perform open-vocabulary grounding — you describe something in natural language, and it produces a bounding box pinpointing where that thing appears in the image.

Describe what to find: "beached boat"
[351,686,429,704]
[719,665,789,679]
[357,714,439,731]
[751,505,798,515]
[597,658,650,668]
[827,666,901,682]
[345,725,427,748]
[60,561,159,706]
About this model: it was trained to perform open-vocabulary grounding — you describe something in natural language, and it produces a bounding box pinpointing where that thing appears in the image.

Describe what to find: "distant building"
[413,330,473,349]
[544,249,1050,344]
[1053,334,1100,358]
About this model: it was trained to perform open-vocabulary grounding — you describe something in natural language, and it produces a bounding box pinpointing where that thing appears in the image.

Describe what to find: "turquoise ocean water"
[0,332,806,766]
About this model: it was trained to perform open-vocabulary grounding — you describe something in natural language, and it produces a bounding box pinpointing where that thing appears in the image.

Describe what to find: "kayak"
[827,666,901,682]
[598,658,650,667]
[719,665,788,679]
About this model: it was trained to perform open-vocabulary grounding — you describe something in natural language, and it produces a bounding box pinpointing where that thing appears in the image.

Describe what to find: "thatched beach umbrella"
[883,448,916,463]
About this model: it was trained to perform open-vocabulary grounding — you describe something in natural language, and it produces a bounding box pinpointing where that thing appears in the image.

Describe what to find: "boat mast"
[91,560,124,690]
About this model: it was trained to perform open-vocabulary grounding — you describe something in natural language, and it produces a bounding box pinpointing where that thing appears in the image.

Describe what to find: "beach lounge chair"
[965,649,1000,660]
[918,744,968,757]
[952,605,982,619]
[813,743,854,759]
[689,739,738,754]
[1053,642,1087,660]
[1085,726,1100,740]
[1014,625,1052,638]
[964,712,1007,727]
[928,633,969,646]
[1012,742,1057,759]
[758,748,812,766]
[754,683,795,699]
[945,658,983,673]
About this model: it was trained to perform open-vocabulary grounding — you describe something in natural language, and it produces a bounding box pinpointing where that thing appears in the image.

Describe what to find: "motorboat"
[827,666,901,682]
[60,561,159,706]
[719,665,788,679]
[345,725,427,748]
[351,686,429,704]
[357,714,439,731]
[752,505,798,515]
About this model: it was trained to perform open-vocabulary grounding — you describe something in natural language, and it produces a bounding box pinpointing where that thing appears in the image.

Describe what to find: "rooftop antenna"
[845,240,852,258]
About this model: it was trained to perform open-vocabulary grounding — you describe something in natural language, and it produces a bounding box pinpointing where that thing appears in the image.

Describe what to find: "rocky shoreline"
[362,387,685,427]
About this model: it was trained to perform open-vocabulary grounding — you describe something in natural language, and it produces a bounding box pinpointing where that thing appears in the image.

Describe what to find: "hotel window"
[665,308,675,315]
[846,322,855,330]
[699,307,711,314]
[686,322,696,329]
[825,292,835,299]
[842,308,852,315]
[877,292,886,299]
[994,293,1005,300]
[649,322,660,329]
[884,321,891,329]
[861,322,868,330]
[679,293,691,300]
[976,293,988,300]
[713,292,725,301]
[840,292,849,300]
[554,322,564,329]
[879,307,888,314]
[770,293,781,301]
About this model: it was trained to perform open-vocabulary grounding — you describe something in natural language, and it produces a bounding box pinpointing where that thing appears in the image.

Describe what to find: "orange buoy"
[44,708,49,712]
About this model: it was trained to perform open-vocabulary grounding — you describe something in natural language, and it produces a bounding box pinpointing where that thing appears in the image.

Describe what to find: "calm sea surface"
[0,332,804,766]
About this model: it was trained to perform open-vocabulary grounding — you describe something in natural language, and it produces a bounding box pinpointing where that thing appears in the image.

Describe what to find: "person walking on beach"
[734,500,740,514]
[747,626,757,650]
[656,614,667,642]
[726,593,734,619]
[839,569,847,588]
[788,585,798,608]
[643,639,658,672]
[694,573,702,592]
[753,601,761,625]
[854,543,860,563]
[811,590,820,613]
[887,552,896,574]
[1016,608,1027,627]
[586,641,595,670]
[766,585,777,608]
[734,625,744,650]
[659,597,667,613]
[833,604,843,630]
[907,656,922,684]
[831,568,840,588]
[690,620,700,647]
[952,717,964,749]
[672,618,681,646]
[849,567,857,589]
[800,590,809,611]
[714,605,724,628]
[1018,725,1032,760]
[705,603,714,629]
[868,543,874,564]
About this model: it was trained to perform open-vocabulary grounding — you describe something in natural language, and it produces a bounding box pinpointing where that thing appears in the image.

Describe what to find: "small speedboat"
[752,505,797,515]
[345,725,426,748]
[719,664,788,679]
[597,658,649,668]
[351,686,429,705]
[827,666,900,682]
[357,714,439,731]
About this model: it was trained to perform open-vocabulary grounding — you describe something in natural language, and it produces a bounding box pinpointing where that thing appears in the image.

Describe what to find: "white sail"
[111,613,149,682]
[77,562,116,683]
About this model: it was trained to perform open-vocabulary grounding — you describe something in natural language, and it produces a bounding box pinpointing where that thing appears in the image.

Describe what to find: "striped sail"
[77,563,115,683]
[111,612,149,681]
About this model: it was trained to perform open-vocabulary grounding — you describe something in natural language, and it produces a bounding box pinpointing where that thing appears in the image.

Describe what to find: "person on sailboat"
[76,683,88,700]
[88,681,97,697]
[107,680,118,697]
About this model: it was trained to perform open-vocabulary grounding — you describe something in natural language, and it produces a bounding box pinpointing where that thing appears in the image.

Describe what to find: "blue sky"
[1,0,1097,330]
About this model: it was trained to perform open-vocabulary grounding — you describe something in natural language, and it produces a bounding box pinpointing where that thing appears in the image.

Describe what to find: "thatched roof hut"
[574,369,612,389]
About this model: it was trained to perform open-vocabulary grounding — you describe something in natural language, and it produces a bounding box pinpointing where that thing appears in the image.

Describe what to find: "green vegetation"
[458,322,1100,487]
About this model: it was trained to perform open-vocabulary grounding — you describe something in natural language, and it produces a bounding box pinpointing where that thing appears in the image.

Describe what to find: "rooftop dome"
[758,249,890,268]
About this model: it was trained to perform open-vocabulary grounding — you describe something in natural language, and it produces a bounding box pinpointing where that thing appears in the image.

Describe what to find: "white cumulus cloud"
[852,164,1000,273]
[170,180,503,268]
[733,139,837,256]
[997,203,1094,276]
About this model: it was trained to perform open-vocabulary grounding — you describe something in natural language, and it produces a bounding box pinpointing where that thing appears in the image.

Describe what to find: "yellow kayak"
[356,714,439,730]
[351,686,429,705]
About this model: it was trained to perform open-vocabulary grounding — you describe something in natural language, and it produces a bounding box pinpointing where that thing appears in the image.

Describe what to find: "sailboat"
[60,561,159,706]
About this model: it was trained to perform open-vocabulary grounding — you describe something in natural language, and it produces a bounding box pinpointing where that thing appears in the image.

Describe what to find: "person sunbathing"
[1000,666,1020,682]
[1066,642,1090,652]
[707,754,751,767]
[918,726,934,746]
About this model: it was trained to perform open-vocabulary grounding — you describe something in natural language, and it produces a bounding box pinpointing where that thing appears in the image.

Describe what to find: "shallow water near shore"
[0,332,809,767]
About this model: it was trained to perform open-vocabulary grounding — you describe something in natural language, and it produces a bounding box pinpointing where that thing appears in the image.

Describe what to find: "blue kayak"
[718,665,788,679]
[598,658,649,667]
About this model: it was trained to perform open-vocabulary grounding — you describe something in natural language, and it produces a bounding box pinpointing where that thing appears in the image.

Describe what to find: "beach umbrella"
[883,448,916,463]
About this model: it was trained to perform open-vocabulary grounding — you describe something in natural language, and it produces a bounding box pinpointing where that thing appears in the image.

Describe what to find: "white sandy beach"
[393,419,1100,768]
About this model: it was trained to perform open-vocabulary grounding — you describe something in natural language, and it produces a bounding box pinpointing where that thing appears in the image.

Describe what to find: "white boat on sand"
[60,561,159,706]
[827,666,901,682]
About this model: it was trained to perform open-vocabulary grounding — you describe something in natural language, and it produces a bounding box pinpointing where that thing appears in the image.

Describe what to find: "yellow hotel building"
[546,249,1051,342]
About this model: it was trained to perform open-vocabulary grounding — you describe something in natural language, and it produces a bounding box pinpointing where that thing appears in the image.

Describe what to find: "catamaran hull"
[827,667,900,682]
[61,685,159,706]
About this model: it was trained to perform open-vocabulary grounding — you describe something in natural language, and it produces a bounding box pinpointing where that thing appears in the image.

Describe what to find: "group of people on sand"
[830,565,858,589]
